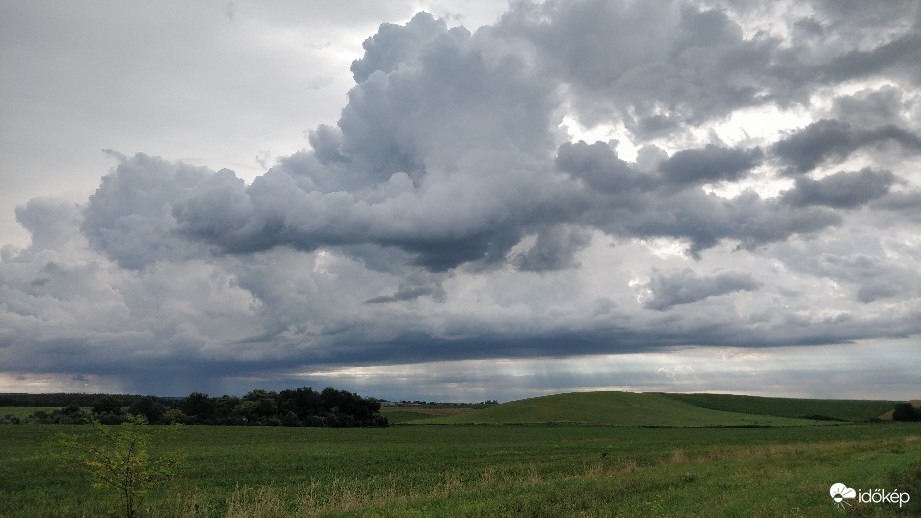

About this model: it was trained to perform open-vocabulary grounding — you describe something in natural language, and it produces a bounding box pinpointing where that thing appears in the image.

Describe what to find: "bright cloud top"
[2,0,920,398]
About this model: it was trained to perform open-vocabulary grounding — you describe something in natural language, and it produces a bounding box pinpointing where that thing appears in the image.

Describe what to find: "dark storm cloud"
[871,190,921,218]
[555,140,841,255]
[772,119,921,173]
[509,225,591,272]
[781,168,896,209]
[555,140,652,194]
[815,33,921,84]
[658,144,763,186]
[643,268,761,310]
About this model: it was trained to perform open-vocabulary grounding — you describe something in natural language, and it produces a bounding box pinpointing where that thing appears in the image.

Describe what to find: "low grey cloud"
[658,144,763,186]
[830,86,913,128]
[772,119,921,174]
[643,269,761,310]
[509,225,591,272]
[366,271,447,303]
[781,168,896,209]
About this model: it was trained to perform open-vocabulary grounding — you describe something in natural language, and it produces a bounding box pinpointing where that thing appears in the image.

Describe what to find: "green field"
[0,407,58,419]
[2,392,919,517]
[380,406,481,424]
[663,393,899,422]
[415,391,836,426]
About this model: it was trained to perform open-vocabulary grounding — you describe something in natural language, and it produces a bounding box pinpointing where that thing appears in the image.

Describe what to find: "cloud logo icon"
[830,483,856,505]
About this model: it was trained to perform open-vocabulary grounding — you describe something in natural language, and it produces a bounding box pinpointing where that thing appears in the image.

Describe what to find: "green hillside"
[417,392,828,427]
[879,399,921,421]
[662,393,901,422]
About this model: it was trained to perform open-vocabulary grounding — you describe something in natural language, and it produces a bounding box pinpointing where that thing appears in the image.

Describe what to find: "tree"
[128,396,165,423]
[180,392,215,422]
[892,402,921,422]
[59,416,184,518]
[93,395,125,416]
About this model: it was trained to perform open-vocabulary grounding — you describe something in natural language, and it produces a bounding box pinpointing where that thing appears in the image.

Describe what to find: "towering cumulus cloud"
[2,0,920,397]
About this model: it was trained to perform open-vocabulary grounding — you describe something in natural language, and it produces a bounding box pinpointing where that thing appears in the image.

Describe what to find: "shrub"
[892,403,921,422]
[59,417,184,518]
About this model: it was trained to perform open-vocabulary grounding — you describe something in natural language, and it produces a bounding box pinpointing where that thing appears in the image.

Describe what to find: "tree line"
[3,387,388,427]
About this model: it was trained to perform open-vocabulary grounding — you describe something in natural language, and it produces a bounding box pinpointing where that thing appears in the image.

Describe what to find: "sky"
[1,0,919,401]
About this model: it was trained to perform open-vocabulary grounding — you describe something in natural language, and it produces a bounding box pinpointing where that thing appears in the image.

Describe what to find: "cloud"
[830,86,913,127]
[658,144,763,186]
[509,225,592,272]
[498,1,776,132]
[365,271,447,303]
[2,0,921,397]
[781,168,897,208]
[350,12,449,83]
[772,119,921,173]
[14,198,80,252]
[555,140,841,255]
[74,4,919,272]
[643,269,761,310]
[81,153,212,269]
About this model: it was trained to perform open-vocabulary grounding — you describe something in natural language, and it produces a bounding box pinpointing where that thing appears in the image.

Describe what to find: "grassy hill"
[416,392,829,427]
[662,393,901,422]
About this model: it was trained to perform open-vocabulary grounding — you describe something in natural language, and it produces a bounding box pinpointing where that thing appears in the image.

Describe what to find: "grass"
[1,422,920,516]
[663,393,901,421]
[416,391,834,426]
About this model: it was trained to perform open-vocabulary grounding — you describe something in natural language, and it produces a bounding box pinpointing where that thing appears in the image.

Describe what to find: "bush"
[161,408,189,425]
[59,417,184,518]
[892,403,921,422]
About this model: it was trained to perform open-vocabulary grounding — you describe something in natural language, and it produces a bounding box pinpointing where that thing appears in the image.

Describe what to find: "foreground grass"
[2,423,920,517]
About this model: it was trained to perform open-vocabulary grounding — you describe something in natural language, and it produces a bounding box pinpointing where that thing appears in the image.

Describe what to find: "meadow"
[414,392,839,426]
[2,393,919,517]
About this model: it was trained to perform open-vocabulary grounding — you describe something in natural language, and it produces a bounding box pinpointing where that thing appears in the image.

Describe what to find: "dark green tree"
[127,396,165,423]
[92,395,124,416]
[892,402,921,422]
[180,392,215,422]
